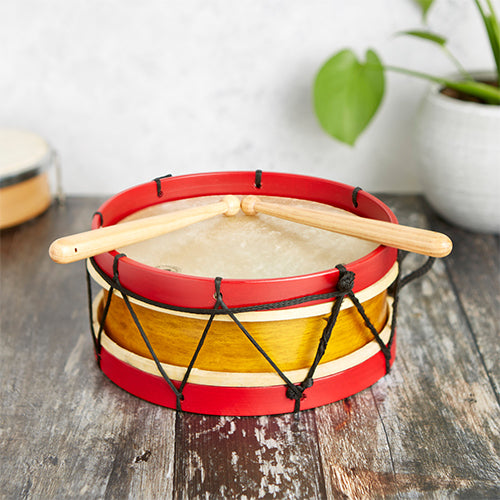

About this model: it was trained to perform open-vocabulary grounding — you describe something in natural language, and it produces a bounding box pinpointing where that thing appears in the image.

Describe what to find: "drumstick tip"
[241,195,259,216]
[48,238,73,264]
[433,233,453,258]
[223,195,241,216]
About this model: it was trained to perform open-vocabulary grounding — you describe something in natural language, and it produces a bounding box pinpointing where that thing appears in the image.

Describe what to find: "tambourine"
[49,171,452,415]
[0,129,61,229]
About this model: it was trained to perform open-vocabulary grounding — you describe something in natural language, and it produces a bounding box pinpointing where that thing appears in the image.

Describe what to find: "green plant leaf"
[484,14,500,79]
[475,0,500,82]
[414,0,434,19]
[398,30,447,46]
[313,49,385,145]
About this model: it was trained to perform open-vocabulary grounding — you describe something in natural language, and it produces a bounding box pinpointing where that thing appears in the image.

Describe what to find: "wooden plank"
[315,390,399,498]
[426,205,500,400]
[173,411,327,499]
[0,199,176,498]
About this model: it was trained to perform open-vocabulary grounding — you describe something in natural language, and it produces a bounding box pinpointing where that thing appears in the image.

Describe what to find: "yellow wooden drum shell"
[92,293,395,388]
[92,263,398,374]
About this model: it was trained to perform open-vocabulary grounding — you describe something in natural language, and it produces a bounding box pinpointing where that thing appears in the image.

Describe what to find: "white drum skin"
[0,129,53,229]
[118,196,379,279]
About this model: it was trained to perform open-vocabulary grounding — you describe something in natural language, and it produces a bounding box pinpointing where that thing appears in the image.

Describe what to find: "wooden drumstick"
[49,195,241,264]
[241,195,452,258]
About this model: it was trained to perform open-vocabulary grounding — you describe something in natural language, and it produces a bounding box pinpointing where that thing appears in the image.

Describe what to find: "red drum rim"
[92,171,398,309]
[98,334,396,416]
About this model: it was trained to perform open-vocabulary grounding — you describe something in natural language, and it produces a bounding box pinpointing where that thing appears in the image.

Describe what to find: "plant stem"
[384,65,500,103]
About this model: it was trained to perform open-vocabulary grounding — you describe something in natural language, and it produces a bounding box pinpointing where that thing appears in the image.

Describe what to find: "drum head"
[117,195,380,280]
[91,171,398,309]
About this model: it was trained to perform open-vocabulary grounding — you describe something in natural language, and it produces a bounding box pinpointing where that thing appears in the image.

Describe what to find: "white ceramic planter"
[415,75,500,233]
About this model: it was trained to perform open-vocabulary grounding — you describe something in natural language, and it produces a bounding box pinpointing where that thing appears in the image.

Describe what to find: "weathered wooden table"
[1,195,499,499]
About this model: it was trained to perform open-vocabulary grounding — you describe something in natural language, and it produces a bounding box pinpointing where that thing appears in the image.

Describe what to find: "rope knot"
[336,265,355,293]
[286,378,313,405]
[286,385,298,400]
[301,377,314,390]
[286,384,305,401]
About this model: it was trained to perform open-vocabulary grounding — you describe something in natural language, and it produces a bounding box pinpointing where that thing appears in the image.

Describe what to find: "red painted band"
[97,336,396,416]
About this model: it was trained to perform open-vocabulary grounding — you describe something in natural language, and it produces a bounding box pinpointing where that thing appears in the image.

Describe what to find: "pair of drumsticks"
[49,195,452,264]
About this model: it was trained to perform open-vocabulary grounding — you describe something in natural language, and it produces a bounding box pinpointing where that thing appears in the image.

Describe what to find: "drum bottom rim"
[95,332,396,416]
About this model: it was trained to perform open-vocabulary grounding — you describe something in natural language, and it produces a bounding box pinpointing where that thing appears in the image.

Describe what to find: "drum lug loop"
[352,186,363,208]
[153,174,172,198]
[213,276,223,303]
[94,350,102,368]
[285,385,304,401]
[92,211,104,228]
[112,253,127,285]
[286,376,312,410]
[254,169,263,189]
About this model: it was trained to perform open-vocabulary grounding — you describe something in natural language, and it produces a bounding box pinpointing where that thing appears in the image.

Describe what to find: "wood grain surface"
[1,195,499,499]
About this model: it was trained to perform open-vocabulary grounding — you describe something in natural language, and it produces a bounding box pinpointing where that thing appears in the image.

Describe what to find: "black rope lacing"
[86,250,435,414]
[284,265,356,412]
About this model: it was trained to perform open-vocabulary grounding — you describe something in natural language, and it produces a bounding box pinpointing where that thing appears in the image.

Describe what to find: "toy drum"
[0,129,59,229]
[86,171,400,416]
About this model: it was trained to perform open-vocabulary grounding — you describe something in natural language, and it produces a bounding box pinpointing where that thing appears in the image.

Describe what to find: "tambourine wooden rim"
[91,171,398,309]
[0,129,54,229]
[0,155,52,188]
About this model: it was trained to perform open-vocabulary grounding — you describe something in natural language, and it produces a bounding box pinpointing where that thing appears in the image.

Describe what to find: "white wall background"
[0,0,497,195]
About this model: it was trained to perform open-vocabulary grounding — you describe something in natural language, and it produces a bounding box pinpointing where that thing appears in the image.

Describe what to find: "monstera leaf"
[313,49,385,146]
